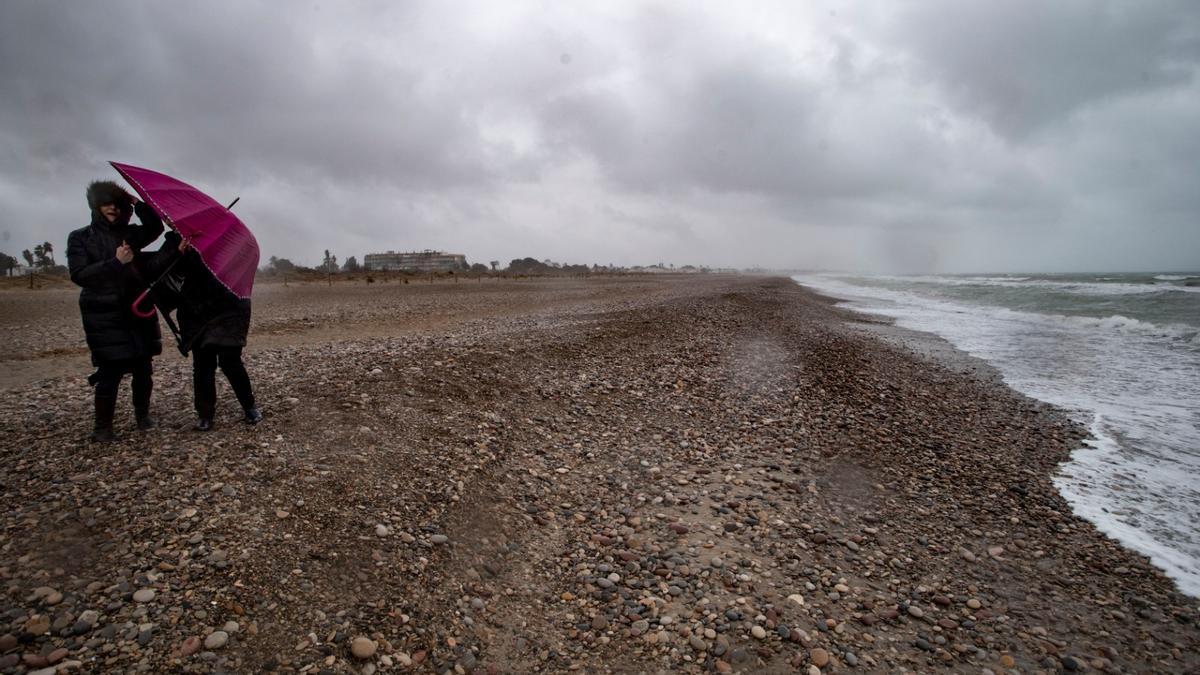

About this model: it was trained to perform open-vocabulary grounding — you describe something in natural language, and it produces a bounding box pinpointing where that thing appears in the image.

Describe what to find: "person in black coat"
[67,180,165,442]
[154,230,261,431]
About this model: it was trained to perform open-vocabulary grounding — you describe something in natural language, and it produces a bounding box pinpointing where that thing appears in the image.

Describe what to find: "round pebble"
[180,636,202,657]
[203,631,228,650]
[351,636,377,659]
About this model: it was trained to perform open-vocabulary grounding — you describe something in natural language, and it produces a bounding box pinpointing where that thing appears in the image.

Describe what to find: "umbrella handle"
[131,288,158,318]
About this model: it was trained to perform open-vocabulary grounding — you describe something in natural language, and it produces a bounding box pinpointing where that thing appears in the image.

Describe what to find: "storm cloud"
[2,0,1198,272]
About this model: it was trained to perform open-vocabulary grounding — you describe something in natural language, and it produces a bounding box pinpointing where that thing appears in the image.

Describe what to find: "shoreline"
[793,276,1200,602]
[0,275,1196,673]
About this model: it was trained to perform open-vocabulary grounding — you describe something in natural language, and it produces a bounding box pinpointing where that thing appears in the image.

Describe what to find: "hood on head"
[86,180,134,225]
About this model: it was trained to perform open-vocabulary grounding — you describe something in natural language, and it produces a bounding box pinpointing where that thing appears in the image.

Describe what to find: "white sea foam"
[1054,417,1200,598]
[809,277,1199,344]
[873,274,1200,296]
[794,273,1200,598]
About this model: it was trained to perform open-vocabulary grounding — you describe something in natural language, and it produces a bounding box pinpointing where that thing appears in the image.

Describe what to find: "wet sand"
[0,275,1196,673]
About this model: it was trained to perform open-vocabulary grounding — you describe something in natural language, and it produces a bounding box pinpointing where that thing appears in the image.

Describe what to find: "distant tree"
[470,263,488,274]
[21,249,33,267]
[342,256,360,272]
[270,257,297,273]
[507,257,553,275]
[0,252,17,276]
[489,260,499,271]
[42,241,55,266]
[321,249,338,273]
[33,244,53,269]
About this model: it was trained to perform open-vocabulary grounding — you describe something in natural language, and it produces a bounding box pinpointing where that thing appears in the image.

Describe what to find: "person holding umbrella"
[151,231,262,430]
[67,180,165,442]
[104,162,262,430]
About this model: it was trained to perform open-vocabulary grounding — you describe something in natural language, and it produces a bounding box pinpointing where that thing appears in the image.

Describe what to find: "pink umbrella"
[110,162,259,317]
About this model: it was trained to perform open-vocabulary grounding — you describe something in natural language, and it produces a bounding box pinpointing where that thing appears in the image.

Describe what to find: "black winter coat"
[67,203,166,365]
[152,231,251,354]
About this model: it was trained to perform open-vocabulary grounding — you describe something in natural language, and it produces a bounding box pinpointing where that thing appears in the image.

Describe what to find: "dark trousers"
[92,358,153,412]
[193,345,255,419]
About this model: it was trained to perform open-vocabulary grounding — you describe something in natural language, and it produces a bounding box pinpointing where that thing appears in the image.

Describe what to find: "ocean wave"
[865,273,1200,296]
[796,275,1200,345]
[1074,314,1200,343]
[940,306,1199,346]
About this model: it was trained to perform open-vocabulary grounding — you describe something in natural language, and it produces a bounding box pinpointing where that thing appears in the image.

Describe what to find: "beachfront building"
[363,250,468,272]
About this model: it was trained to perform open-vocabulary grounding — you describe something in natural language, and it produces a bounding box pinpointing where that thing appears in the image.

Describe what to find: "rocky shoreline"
[1,275,1197,673]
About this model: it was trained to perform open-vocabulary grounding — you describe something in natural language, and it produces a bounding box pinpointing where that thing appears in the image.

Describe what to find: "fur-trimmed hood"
[86,180,134,226]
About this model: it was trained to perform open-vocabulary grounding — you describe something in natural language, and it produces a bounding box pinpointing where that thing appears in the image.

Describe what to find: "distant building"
[363,250,468,272]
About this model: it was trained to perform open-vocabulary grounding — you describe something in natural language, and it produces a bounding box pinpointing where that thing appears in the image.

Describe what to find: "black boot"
[243,407,263,425]
[194,418,214,432]
[135,410,158,430]
[92,395,118,443]
[132,362,156,430]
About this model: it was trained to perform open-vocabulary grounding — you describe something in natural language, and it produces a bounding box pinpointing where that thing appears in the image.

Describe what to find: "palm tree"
[22,249,33,267]
[41,241,54,265]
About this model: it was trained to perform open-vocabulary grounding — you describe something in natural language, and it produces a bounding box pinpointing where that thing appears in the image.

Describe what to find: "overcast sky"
[2,1,1198,272]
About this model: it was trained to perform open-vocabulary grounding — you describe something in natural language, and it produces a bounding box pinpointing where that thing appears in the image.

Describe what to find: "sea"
[792,272,1200,598]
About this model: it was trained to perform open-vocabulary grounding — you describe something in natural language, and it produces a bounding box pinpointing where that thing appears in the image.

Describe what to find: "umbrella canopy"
[111,161,259,299]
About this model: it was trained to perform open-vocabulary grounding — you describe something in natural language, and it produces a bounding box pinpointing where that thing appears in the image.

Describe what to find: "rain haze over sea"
[795,273,1200,598]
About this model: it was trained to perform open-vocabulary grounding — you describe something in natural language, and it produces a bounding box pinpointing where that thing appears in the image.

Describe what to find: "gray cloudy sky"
[2,0,1198,272]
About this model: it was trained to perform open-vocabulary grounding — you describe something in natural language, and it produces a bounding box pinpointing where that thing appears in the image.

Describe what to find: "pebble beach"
[1,274,1197,673]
